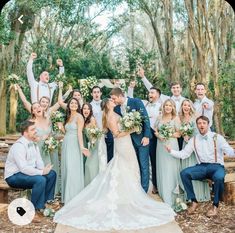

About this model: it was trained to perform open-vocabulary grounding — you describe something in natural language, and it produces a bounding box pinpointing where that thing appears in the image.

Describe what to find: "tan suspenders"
[193,133,218,163]
[37,83,51,102]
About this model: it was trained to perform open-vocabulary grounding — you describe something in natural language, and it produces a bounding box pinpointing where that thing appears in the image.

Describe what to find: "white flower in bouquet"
[173,197,188,212]
[85,127,103,149]
[43,136,59,154]
[50,111,64,132]
[119,110,143,134]
[7,74,20,84]
[158,123,174,141]
[179,122,194,137]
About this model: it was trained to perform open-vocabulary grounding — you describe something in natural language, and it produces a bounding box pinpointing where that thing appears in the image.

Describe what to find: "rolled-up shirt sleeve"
[170,138,194,159]
[13,145,43,176]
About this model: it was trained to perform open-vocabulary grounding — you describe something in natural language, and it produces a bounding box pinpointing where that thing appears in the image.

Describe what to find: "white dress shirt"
[142,99,162,130]
[170,131,234,165]
[171,95,185,113]
[194,96,214,127]
[4,136,44,179]
[90,100,102,129]
[27,59,64,104]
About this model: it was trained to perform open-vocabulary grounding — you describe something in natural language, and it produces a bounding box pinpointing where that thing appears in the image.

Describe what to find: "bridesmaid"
[154,99,181,206]
[58,98,89,204]
[16,84,61,195]
[179,99,210,202]
[81,103,99,186]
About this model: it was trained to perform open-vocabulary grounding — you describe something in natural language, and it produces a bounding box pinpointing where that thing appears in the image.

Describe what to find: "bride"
[54,98,175,231]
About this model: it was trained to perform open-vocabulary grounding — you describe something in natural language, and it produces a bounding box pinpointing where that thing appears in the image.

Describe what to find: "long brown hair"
[101,98,109,132]
[81,102,93,126]
[31,102,41,119]
[64,98,81,125]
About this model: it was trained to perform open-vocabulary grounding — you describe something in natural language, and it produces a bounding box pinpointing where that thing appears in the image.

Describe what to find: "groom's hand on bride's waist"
[141,137,149,146]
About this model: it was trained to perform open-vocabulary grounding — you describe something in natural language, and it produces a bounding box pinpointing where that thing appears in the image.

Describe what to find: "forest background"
[0,0,234,138]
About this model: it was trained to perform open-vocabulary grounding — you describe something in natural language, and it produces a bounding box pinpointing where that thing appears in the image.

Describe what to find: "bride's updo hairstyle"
[101,98,110,132]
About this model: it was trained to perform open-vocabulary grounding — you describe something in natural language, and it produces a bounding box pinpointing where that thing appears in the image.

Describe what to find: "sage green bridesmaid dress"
[61,117,84,204]
[155,119,181,206]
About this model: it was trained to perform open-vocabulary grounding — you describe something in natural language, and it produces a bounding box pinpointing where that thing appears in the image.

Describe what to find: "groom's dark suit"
[114,97,151,192]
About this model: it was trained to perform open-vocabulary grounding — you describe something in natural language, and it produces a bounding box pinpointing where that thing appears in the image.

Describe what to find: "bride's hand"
[82,148,90,157]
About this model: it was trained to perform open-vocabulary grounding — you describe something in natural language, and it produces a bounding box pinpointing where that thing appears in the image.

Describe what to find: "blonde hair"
[161,99,177,119]
[179,99,196,121]
[101,98,110,132]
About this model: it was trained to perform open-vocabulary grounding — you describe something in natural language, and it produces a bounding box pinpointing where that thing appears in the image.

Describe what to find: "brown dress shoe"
[206,206,218,217]
[32,212,43,223]
[187,202,198,215]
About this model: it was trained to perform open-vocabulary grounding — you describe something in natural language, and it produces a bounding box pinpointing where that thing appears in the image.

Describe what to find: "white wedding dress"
[54,133,175,231]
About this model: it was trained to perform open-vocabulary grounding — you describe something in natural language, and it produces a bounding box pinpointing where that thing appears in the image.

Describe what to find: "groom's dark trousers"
[114,97,151,193]
[180,163,225,207]
[105,129,114,162]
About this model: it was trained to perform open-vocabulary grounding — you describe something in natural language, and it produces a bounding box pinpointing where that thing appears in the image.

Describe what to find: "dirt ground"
[0,190,234,233]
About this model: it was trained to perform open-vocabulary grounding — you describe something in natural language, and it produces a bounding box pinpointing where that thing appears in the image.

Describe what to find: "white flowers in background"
[43,136,59,154]
[50,111,64,132]
[119,109,143,134]
[158,123,174,141]
[7,74,20,84]
[85,127,103,149]
[179,122,194,137]
[80,76,99,99]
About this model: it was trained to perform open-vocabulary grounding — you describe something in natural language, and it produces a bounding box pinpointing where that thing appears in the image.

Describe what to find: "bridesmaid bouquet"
[43,136,59,154]
[158,124,174,141]
[174,197,188,212]
[179,122,194,137]
[85,127,103,149]
[50,111,64,132]
[7,74,20,84]
[119,110,143,134]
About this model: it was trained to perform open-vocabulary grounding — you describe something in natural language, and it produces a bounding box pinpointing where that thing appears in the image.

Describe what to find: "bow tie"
[200,135,208,140]
[148,102,156,107]
[28,142,37,148]
[195,99,202,103]
[173,97,181,102]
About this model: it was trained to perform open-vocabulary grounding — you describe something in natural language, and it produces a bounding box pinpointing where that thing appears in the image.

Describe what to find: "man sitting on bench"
[166,116,234,217]
[4,120,56,222]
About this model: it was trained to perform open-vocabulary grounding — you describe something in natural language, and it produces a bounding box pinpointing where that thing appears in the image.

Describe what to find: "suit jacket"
[114,97,152,146]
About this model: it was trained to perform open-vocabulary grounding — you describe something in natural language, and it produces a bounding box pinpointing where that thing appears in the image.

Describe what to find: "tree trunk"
[9,85,18,133]
[0,78,7,136]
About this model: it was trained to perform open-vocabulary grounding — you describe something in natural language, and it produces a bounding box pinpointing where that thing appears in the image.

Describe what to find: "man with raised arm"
[27,53,64,104]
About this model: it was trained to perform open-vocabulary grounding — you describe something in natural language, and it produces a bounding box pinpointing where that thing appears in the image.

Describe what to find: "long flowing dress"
[155,119,181,206]
[61,117,84,204]
[84,139,99,186]
[180,120,210,202]
[54,128,175,231]
[36,127,60,195]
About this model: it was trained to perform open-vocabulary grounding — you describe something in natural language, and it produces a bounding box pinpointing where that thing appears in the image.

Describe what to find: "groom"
[110,87,151,192]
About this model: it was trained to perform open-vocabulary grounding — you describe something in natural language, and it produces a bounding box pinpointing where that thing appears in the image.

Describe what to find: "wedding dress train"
[54,134,175,231]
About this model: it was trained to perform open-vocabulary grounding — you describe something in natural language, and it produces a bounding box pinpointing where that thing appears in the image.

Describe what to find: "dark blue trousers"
[180,163,225,207]
[105,129,114,163]
[149,128,157,188]
[6,170,56,210]
[177,136,184,150]
[133,141,150,193]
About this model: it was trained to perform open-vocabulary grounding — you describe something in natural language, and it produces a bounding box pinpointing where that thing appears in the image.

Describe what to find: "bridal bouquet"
[43,136,59,154]
[7,74,20,84]
[50,111,64,132]
[158,124,174,140]
[119,110,143,134]
[174,197,188,212]
[85,127,103,149]
[179,122,194,137]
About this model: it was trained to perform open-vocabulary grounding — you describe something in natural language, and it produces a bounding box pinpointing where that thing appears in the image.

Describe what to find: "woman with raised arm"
[179,99,210,202]
[57,98,89,204]
[54,98,175,231]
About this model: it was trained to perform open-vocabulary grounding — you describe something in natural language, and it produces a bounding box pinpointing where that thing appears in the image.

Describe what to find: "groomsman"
[194,83,214,129]
[4,120,56,222]
[137,68,185,149]
[90,86,114,162]
[166,116,234,217]
[27,53,65,104]
[143,87,168,194]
